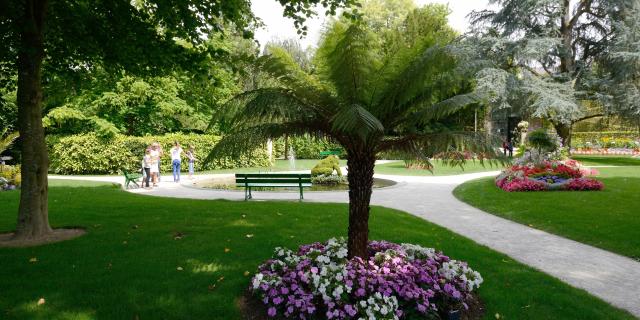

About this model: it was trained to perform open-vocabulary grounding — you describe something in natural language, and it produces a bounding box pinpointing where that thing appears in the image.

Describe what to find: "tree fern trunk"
[346,152,376,259]
[14,0,52,240]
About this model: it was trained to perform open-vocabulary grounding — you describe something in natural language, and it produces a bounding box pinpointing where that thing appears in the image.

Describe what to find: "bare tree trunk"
[346,152,376,259]
[14,0,52,240]
[559,0,574,74]
[553,121,572,151]
[483,105,493,138]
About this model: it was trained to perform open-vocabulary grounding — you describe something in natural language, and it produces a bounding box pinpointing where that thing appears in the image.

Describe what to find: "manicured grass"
[454,166,640,260]
[0,181,633,319]
[572,155,640,166]
[374,160,505,176]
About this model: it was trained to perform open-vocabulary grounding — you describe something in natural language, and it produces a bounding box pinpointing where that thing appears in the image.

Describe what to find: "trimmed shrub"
[47,133,271,174]
[311,155,342,177]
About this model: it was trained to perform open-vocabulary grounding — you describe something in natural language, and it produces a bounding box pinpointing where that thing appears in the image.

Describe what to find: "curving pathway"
[50,170,640,317]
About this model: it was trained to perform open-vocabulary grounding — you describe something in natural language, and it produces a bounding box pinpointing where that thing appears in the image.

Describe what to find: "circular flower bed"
[495,160,603,192]
[250,238,483,319]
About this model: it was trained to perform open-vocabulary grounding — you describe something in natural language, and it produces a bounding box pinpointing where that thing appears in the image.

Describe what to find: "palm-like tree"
[209,20,503,258]
[0,130,19,155]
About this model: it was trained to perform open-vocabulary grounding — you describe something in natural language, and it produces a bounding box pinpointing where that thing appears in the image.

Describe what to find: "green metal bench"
[235,173,312,200]
[122,169,143,189]
[319,149,343,157]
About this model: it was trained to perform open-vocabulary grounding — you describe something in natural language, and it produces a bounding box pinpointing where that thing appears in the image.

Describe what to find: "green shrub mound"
[47,133,271,174]
[311,156,345,185]
[311,155,342,177]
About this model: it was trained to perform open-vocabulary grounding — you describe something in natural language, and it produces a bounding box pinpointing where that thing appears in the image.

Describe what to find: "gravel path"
[50,171,640,317]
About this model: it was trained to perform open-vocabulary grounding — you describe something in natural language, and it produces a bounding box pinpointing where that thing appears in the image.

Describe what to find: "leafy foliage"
[209,6,506,257]
[311,155,343,177]
[47,133,270,175]
[468,0,622,137]
[0,129,19,155]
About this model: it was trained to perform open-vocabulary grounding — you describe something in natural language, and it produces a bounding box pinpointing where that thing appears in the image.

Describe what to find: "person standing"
[170,142,184,182]
[142,149,152,189]
[186,145,197,180]
[149,144,160,187]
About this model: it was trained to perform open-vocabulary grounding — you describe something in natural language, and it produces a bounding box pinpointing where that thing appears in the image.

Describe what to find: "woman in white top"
[149,143,160,187]
[170,141,184,182]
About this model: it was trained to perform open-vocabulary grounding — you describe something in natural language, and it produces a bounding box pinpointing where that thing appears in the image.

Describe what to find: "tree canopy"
[469,0,623,144]
[1,0,359,241]
[209,6,504,257]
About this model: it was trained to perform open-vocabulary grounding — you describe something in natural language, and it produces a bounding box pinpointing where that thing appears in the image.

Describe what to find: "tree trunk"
[346,152,376,259]
[483,105,493,138]
[559,0,574,74]
[13,0,52,240]
[553,121,572,150]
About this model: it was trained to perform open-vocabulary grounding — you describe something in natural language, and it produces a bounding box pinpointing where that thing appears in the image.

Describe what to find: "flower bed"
[495,160,603,192]
[250,238,483,319]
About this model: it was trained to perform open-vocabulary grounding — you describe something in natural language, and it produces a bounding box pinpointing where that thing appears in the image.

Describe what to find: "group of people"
[141,142,197,188]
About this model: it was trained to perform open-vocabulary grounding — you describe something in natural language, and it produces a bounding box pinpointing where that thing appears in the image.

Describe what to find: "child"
[186,145,197,180]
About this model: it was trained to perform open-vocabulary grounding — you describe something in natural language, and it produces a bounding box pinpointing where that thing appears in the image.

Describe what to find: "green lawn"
[374,160,505,176]
[0,181,633,319]
[454,165,640,260]
[572,155,640,166]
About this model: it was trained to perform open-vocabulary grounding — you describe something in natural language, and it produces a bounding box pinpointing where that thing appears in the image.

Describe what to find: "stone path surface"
[50,170,640,317]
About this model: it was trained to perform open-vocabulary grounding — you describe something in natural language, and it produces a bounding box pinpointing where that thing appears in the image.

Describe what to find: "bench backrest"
[235,173,312,185]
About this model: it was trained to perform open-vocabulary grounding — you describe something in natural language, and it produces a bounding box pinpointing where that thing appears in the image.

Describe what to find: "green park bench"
[122,168,143,189]
[235,173,312,200]
[319,149,343,157]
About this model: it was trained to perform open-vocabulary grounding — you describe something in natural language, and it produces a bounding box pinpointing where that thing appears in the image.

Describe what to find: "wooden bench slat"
[236,183,312,187]
[236,173,311,178]
[235,179,311,184]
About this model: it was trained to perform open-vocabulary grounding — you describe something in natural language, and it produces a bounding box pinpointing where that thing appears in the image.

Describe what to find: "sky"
[251,0,491,49]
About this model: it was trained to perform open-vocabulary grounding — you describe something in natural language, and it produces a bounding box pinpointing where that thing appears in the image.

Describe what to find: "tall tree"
[601,0,640,122]
[208,12,503,258]
[0,0,357,241]
[470,0,616,146]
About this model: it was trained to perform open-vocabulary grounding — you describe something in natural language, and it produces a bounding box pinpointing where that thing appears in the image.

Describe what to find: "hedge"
[47,133,271,174]
[572,131,640,149]
[273,135,343,159]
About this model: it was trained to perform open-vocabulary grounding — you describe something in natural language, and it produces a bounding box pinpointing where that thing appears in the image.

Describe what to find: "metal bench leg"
[300,186,304,200]
[249,188,253,199]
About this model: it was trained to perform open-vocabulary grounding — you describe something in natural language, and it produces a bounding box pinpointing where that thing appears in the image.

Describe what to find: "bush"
[47,133,271,174]
[311,155,342,177]
[0,165,20,189]
[527,129,557,152]
[250,238,483,319]
[572,131,640,150]
[274,135,343,159]
[311,174,347,185]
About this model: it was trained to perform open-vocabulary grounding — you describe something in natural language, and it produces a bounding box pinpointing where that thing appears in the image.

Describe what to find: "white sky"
[251,0,491,49]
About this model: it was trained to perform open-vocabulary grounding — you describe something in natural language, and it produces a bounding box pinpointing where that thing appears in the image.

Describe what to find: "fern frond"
[331,104,384,141]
